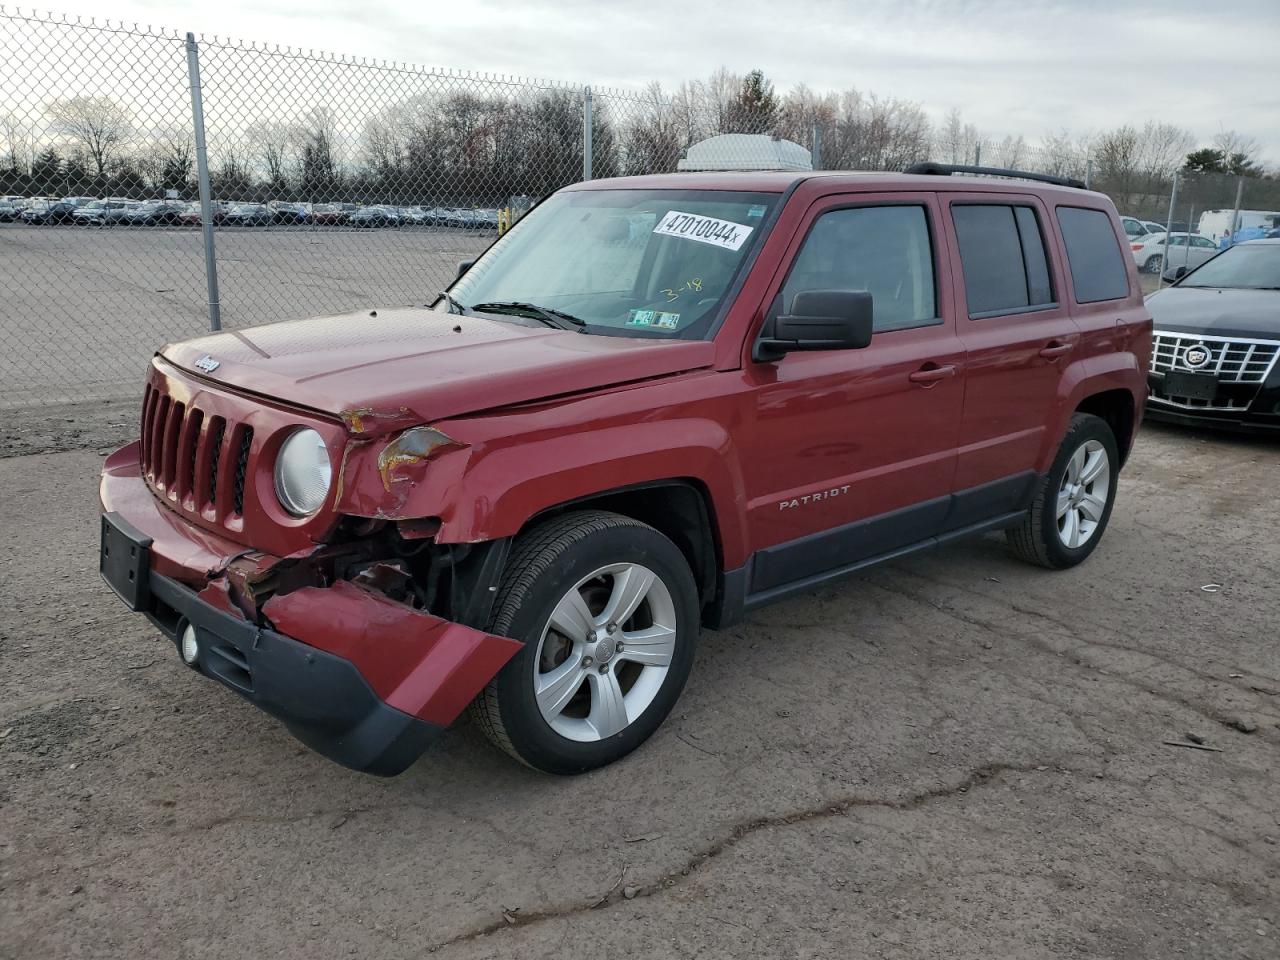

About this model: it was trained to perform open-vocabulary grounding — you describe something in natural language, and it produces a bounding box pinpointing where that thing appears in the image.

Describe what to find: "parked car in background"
[1130,232,1219,277]
[399,206,431,225]
[269,201,310,225]
[347,205,401,227]
[1121,215,1159,239]
[0,197,28,221]
[128,200,187,226]
[1140,220,1166,235]
[311,203,354,225]
[179,200,235,226]
[74,199,141,226]
[224,203,273,226]
[99,165,1148,776]
[1145,239,1280,433]
[20,198,88,224]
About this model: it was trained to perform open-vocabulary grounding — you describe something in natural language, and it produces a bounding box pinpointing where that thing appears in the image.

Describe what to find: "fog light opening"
[180,623,200,666]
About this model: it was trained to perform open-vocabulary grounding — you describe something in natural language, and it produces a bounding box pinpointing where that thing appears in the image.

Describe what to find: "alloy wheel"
[532,563,677,742]
[1056,439,1110,549]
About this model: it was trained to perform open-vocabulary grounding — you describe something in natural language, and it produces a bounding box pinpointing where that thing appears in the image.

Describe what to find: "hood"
[161,307,715,432]
[1146,287,1280,340]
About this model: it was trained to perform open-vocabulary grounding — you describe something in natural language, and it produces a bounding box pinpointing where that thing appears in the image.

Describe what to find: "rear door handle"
[1039,341,1074,359]
[908,363,957,385]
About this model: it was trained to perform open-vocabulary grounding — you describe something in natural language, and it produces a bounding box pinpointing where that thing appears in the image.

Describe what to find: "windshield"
[449,188,777,339]
[1178,243,1280,289]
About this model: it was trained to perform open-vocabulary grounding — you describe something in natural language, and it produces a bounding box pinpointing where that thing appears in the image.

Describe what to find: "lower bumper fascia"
[1145,405,1280,435]
[145,573,444,776]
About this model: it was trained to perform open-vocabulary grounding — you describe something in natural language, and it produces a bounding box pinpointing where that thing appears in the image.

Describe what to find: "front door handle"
[1039,341,1074,359]
[908,363,957,385]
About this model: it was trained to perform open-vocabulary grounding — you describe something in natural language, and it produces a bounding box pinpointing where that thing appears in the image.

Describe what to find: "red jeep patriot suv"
[100,164,1150,775]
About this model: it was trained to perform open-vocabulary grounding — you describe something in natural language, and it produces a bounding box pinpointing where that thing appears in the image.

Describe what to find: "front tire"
[1007,413,1119,569]
[470,510,699,774]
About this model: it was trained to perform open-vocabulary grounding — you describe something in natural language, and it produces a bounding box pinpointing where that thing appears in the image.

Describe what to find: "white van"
[1197,209,1280,242]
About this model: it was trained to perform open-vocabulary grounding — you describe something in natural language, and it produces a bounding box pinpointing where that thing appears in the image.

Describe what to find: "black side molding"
[906,162,1087,191]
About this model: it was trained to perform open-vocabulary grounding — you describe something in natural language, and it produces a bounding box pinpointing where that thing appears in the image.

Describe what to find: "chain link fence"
[2,7,1277,412]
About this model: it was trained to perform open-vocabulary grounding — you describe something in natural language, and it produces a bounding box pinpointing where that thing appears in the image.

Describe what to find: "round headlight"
[274,428,332,516]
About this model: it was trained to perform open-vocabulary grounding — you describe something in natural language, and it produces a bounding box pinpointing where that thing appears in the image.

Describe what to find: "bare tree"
[827,89,932,171]
[1212,130,1261,167]
[44,95,132,177]
[935,107,982,164]
[1037,129,1091,180]
[1,112,36,174]
[698,68,740,136]
[775,84,838,163]
[994,134,1027,169]
[620,82,684,174]
[246,120,300,188]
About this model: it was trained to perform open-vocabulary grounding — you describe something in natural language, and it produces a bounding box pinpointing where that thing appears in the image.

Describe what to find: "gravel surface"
[1,422,1277,959]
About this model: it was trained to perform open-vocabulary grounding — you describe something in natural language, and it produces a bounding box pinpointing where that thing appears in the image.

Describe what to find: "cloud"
[39,0,1280,161]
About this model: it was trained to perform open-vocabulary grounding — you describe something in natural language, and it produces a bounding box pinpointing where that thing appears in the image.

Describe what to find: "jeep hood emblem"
[194,355,220,373]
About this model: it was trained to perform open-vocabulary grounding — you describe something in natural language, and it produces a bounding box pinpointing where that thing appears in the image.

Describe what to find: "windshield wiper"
[469,300,586,331]
[437,291,467,314]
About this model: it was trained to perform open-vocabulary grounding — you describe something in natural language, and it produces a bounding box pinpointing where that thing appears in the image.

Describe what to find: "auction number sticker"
[653,211,753,251]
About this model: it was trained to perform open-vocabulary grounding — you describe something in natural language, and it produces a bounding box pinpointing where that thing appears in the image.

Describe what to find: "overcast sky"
[45,0,1280,162]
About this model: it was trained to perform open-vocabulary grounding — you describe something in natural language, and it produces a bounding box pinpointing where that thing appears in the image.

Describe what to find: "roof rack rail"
[905,161,1087,191]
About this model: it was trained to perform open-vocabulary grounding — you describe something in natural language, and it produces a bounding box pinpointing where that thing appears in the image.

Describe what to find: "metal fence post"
[1085,158,1093,189]
[185,32,221,331]
[811,123,822,171]
[582,85,593,182]
[1228,176,1244,239]
[1158,169,1179,291]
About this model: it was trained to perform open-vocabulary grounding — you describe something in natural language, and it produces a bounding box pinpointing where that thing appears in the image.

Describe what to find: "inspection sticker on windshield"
[627,309,680,329]
[653,211,753,251]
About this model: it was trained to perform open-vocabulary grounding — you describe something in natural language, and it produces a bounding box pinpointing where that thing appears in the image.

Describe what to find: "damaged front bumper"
[100,442,521,776]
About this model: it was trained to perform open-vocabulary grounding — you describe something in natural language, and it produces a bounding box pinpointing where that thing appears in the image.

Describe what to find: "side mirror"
[754,290,874,362]
[456,259,475,279]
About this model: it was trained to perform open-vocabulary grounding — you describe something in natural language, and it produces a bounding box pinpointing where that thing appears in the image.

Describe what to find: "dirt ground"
[1,420,1277,960]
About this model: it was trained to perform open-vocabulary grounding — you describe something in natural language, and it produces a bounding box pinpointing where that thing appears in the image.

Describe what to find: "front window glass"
[1178,243,1280,289]
[781,205,937,331]
[449,189,777,339]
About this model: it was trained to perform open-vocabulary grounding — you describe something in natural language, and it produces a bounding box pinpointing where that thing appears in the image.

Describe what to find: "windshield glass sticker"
[653,211,753,251]
[747,204,767,218]
[626,309,681,329]
[626,309,656,327]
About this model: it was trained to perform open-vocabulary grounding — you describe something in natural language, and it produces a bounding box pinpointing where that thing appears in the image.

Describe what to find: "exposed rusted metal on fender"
[375,426,458,492]
[339,405,413,435]
[261,581,521,727]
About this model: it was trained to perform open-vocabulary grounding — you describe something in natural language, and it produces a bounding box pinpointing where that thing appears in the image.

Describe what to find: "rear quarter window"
[1056,207,1130,303]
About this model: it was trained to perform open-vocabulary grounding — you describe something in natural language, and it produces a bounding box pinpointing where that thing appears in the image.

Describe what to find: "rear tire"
[469,510,699,774]
[1007,413,1119,569]
[1143,254,1162,274]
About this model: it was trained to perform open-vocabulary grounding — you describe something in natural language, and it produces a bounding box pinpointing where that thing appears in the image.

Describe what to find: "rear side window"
[951,204,1055,317]
[1056,207,1130,303]
[781,205,937,332]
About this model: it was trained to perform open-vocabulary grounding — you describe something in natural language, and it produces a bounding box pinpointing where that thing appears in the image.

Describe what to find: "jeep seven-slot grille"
[139,382,250,522]
[233,427,253,515]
